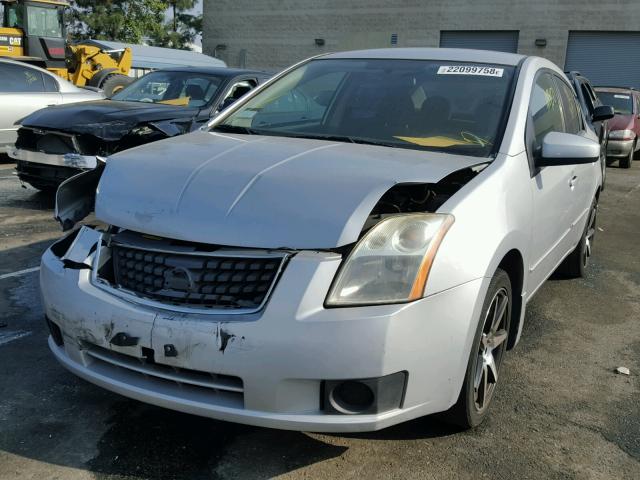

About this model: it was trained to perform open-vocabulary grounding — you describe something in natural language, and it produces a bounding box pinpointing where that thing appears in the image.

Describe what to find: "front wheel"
[620,142,634,168]
[443,268,512,428]
[101,74,133,97]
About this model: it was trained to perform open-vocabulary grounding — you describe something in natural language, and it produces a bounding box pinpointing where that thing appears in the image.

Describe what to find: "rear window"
[597,92,633,115]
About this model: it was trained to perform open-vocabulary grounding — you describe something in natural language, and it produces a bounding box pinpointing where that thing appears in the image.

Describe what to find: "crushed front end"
[41,224,486,432]
[11,120,190,191]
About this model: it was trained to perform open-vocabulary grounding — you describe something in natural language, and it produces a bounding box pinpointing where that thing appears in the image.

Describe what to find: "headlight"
[326,214,454,306]
[609,129,635,140]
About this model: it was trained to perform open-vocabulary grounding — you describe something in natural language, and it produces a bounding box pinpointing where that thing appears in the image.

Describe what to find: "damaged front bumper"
[10,147,100,190]
[41,227,488,432]
[9,147,100,169]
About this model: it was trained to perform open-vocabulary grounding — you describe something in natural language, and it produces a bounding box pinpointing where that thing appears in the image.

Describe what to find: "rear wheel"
[443,268,512,429]
[559,198,597,278]
[101,74,133,97]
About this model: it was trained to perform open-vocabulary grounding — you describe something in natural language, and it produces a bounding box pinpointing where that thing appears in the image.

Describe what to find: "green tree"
[151,0,202,50]
[67,0,202,50]
[68,0,168,45]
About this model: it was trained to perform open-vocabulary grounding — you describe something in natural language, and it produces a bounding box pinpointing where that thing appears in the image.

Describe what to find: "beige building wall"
[203,0,640,70]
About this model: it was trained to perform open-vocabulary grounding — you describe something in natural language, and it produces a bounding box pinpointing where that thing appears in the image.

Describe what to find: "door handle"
[569,175,578,189]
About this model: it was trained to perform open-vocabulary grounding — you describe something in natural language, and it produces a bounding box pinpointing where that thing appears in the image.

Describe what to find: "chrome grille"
[109,244,285,311]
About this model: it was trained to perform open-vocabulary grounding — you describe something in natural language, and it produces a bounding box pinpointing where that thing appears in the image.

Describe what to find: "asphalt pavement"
[0,159,638,480]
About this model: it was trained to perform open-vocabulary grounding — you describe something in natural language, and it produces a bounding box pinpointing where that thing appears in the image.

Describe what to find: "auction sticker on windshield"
[437,66,504,77]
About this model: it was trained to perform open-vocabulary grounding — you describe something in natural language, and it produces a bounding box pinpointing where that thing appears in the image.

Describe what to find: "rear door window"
[0,64,46,92]
[42,73,59,92]
[555,77,583,134]
[579,82,595,115]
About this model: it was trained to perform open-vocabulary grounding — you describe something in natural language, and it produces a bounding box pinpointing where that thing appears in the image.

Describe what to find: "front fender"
[425,152,533,297]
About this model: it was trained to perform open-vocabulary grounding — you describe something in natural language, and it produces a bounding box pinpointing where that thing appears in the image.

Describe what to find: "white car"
[41,48,601,432]
[0,59,103,154]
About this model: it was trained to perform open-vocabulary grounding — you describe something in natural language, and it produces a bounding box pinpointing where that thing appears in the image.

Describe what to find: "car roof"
[152,66,269,77]
[320,47,526,66]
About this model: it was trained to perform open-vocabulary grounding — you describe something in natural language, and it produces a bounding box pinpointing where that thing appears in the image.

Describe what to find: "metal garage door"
[565,32,640,88]
[440,31,519,53]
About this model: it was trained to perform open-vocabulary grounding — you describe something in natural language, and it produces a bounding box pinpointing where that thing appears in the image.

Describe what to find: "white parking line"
[0,330,32,346]
[0,266,40,281]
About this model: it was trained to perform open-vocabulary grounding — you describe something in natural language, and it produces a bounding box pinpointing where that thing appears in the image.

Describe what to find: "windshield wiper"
[279,133,357,143]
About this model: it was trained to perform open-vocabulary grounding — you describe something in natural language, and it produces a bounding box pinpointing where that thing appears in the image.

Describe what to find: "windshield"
[214,59,516,157]
[27,6,62,38]
[597,92,634,115]
[111,71,225,108]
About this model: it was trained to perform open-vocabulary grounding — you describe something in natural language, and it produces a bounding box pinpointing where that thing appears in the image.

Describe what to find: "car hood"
[20,100,200,140]
[608,114,635,132]
[95,131,485,249]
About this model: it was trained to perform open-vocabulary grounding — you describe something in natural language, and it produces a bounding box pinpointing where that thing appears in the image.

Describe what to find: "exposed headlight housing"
[326,214,454,306]
[609,129,636,140]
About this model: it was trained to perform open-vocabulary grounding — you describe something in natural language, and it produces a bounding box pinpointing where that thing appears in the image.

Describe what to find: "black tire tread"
[441,268,512,429]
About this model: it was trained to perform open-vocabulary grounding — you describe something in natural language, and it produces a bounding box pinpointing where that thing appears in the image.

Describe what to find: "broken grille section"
[109,244,285,311]
[16,128,77,155]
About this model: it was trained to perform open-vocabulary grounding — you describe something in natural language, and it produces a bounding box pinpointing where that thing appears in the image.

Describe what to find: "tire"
[442,268,512,429]
[101,74,133,97]
[559,198,597,278]
[620,142,634,168]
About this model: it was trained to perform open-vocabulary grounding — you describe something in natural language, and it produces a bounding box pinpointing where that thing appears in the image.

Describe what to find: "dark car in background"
[9,67,270,191]
[594,87,640,169]
[564,72,614,184]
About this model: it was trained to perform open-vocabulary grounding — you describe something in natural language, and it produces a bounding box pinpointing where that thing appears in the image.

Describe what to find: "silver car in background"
[41,48,602,432]
[0,59,103,154]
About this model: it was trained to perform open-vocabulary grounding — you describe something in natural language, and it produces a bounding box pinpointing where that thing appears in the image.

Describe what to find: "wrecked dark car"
[9,67,270,192]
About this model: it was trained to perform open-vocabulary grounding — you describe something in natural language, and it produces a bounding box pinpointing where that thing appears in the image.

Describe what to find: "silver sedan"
[0,58,103,153]
[41,48,602,432]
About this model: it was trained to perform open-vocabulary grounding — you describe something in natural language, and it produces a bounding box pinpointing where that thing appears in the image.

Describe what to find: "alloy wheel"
[582,204,597,268]
[473,287,509,413]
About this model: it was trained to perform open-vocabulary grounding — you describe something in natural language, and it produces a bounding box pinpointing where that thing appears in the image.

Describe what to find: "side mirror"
[537,132,600,167]
[592,105,614,122]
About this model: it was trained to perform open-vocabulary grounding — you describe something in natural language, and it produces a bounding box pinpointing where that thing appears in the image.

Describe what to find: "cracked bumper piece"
[40,232,487,432]
[9,147,99,169]
[11,148,97,188]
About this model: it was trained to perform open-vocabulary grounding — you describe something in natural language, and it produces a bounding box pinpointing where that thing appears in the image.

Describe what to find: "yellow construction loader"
[0,0,133,95]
